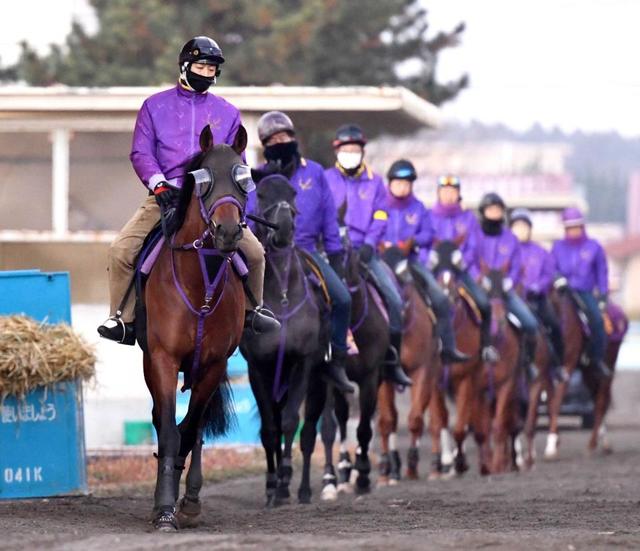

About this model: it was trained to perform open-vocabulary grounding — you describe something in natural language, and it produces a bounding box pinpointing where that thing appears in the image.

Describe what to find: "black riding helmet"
[479,192,506,214]
[387,159,417,182]
[179,36,225,76]
[510,207,533,227]
[333,124,367,148]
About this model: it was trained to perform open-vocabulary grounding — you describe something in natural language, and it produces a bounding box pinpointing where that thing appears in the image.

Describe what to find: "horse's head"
[481,261,510,337]
[256,174,297,249]
[431,236,465,298]
[183,124,252,252]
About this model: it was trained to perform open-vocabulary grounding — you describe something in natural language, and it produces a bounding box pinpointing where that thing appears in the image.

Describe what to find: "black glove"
[153,182,181,238]
[358,244,374,264]
[327,252,346,280]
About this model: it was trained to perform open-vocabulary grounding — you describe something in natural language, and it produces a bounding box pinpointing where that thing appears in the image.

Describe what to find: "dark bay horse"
[142,125,249,531]
[428,238,485,477]
[544,290,628,459]
[377,248,439,484]
[319,243,389,498]
[240,174,330,507]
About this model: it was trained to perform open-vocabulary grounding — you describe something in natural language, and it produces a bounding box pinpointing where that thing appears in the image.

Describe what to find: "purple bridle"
[169,191,246,382]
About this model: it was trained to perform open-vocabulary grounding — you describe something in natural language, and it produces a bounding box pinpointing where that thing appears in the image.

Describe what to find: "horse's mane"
[175,151,206,228]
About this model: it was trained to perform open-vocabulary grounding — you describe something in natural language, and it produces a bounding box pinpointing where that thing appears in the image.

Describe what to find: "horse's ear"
[501,260,510,274]
[232,125,248,156]
[200,124,214,153]
[454,232,466,247]
[433,237,441,247]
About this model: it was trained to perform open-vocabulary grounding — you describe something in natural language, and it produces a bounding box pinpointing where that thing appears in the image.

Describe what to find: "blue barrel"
[0,270,87,499]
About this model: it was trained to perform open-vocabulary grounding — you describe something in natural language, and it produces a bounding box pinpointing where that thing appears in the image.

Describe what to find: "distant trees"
[5,0,467,105]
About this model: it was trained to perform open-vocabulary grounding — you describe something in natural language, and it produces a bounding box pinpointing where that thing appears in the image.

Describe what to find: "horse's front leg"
[144,350,181,531]
[406,363,431,481]
[298,366,327,504]
[277,360,308,503]
[354,376,377,494]
[376,380,396,487]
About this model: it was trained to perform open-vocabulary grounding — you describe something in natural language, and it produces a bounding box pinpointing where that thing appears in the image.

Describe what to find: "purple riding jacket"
[430,202,480,271]
[470,226,522,285]
[383,193,434,264]
[551,233,609,296]
[518,241,556,295]
[130,84,242,190]
[324,165,388,249]
[247,158,343,255]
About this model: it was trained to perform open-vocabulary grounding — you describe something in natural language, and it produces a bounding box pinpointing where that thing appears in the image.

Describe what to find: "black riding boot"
[325,347,355,394]
[384,332,412,387]
[97,317,136,345]
[244,306,281,334]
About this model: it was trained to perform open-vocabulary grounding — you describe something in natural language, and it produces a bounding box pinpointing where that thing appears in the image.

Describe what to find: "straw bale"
[0,315,96,398]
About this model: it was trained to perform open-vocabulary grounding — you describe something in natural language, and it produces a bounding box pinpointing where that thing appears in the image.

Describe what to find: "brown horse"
[428,239,485,477]
[544,290,628,459]
[319,244,389,498]
[474,267,521,474]
[142,125,249,531]
[521,323,555,469]
[377,252,439,484]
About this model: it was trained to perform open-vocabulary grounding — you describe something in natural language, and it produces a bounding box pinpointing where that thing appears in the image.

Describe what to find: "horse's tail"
[203,376,237,439]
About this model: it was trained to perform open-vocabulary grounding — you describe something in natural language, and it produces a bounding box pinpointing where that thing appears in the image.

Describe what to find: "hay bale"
[0,315,96,398]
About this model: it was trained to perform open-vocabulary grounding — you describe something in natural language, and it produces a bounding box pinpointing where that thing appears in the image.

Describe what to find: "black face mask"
[481,217,504,236]
[264,141,300,170]
[186,68,215,93]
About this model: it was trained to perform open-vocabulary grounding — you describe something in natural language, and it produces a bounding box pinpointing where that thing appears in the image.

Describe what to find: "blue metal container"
[0,270,87,499]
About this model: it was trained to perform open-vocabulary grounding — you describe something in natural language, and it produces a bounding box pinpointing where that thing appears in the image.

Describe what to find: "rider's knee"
[108,238,134,267]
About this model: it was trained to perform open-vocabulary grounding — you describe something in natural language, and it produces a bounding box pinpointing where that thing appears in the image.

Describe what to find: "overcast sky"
[1,0,638,137]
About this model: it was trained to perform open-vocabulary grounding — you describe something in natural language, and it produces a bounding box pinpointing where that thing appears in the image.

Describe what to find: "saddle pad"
[458,286,482,326]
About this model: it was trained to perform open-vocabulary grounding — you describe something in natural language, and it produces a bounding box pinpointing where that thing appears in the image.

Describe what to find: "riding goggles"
[187,163,256,198]
[438,175,461,188]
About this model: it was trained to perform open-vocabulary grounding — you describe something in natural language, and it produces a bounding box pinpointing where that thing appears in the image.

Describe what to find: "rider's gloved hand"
[153,181,180,209]
[358,244,375,264]
[153,182,181,238]
[328,252,346,280]
[598,295,608,311]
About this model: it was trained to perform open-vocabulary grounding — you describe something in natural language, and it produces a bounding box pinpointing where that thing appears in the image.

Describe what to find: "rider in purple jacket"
[247,111,354,394]
[382,160,469,364]
[429,176,497,362]
[325,124,412,387]
[98,36,278,344]
[552,207,611,379]
[510,208,566,382]
[474,193,539,378]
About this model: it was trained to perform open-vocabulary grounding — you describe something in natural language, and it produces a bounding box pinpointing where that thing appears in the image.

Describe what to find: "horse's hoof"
[298,488,312,504]
[355,475,371,495]
[427,471,440,481]
[377,475,389,487]
[320,484,338,501]
[337,482,353,495]
[153,509,178,532]
[388,478,399,486]
[602,444,614,455]
[276,485,291,500]
[265,494,277,508]
[406,468,419,481]
[480,465,491,477]
[544,433,560,460]
[177,497,201,529]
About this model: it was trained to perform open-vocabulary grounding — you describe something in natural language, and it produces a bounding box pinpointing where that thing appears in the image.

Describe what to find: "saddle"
[296,249,331,309]
[133,226,248,353]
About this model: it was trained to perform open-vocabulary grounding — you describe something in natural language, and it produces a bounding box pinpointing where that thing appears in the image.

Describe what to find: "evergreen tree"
[5,0,467,105]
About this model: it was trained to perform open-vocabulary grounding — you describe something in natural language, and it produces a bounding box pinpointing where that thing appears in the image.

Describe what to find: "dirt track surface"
[1,426,640,550]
